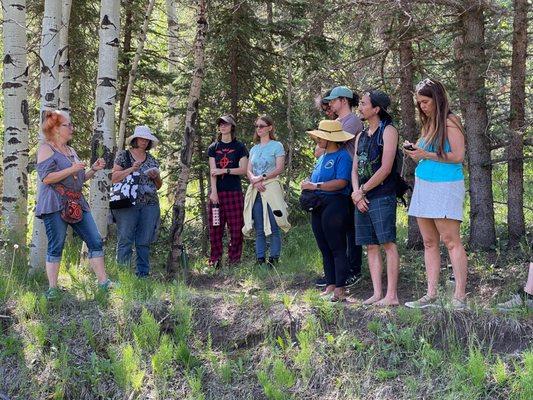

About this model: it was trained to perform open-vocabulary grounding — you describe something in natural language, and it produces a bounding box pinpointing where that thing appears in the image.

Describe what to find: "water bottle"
[212,204,220,226]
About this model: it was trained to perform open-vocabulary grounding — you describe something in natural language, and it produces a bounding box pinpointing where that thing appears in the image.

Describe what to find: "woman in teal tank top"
[402,78,469,310]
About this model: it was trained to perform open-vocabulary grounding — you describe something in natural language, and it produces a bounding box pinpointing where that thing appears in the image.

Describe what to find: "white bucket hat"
[125,125,159,148]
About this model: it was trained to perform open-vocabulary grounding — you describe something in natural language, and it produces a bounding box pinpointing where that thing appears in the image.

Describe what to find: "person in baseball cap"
[318,86,364,291]
[206,113,249,268]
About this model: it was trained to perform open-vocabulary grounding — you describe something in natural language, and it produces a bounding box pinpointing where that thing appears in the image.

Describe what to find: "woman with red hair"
[36,110,113,299]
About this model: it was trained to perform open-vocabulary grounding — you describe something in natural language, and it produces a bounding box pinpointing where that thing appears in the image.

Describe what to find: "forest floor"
[0,224,532,400]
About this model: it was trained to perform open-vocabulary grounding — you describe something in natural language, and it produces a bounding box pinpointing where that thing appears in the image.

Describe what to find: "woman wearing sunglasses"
[243,115,290,266]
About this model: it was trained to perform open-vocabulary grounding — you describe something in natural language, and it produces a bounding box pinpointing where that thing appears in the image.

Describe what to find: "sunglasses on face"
[255,124,269,129]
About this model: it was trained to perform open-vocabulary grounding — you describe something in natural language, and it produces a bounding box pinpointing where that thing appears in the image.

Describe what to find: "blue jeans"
[112,203,160,277]
[42,211,104,263]
[252,194,281,259]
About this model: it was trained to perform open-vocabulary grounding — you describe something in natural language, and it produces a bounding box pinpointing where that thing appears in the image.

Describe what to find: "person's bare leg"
[524,262,533,295]
[435,219,467,300]
[89,256,108,284]
[46,262,60,288]
[364,245,383,304]
[375,242,399,306]
[417,218,441,298]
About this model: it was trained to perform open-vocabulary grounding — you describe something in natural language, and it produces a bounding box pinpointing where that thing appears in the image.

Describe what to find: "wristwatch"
[226,168,230,174]
[262,173,267,179]
[316,182,322,189]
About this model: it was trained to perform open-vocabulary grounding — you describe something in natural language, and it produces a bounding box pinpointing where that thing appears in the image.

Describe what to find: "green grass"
[0,201,531,399]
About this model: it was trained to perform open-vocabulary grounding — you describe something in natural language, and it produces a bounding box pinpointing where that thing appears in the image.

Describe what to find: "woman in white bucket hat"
[111,125,162,277]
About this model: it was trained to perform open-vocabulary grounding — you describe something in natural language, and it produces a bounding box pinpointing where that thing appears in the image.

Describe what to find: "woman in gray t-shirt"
[36,110,113,300]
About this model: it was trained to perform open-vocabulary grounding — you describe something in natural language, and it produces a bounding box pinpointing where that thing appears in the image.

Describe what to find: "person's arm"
[84,158,106,181]
[37,144,85,185]
[212,156,248,176]
[262,155,285,180]
[111,152,141,183]
[351,134,364,205]
[208,157,219,203]
[301,179,348,191]
[405,116,465,163]
[359,125,398,193]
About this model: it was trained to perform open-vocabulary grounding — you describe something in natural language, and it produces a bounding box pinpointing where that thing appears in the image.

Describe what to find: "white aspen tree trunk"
[167,0,208,274]
[88,0,120,239]
[58,0,72,115]
[166,0,180,135]
[166,0,180,199]
[116,0,157,151]
[2,0,30,246]
[29,0,62,269]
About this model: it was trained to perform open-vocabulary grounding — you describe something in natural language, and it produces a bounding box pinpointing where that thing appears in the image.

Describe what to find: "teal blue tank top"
[415,138,464,182]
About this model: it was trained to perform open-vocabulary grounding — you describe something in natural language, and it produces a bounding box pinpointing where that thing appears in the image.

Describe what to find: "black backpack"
[375,123,412,207]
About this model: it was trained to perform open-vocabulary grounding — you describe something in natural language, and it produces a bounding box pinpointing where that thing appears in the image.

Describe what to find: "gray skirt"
[408,177,465,221]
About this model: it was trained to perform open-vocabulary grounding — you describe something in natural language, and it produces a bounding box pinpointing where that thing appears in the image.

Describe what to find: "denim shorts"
[355,194,397,245]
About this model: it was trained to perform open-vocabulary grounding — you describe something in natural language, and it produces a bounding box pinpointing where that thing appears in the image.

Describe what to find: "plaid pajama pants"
[208,190,245,263]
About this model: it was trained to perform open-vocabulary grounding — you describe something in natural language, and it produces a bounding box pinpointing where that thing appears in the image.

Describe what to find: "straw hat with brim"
[307,120,354,142]
[125,125,159,148]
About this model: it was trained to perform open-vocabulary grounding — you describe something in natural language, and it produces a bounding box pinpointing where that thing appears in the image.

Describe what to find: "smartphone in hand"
[403,143,416,151]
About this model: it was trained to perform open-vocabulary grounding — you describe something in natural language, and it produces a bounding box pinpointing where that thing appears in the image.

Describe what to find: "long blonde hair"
[416,78,464,157]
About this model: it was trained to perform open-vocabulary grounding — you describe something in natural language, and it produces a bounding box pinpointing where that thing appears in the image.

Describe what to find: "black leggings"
[311,194,350,287]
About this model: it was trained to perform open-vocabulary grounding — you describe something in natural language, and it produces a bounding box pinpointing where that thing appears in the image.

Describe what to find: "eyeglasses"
[61,122,73,128]
[416,78,434,91]
[255,124,269,129]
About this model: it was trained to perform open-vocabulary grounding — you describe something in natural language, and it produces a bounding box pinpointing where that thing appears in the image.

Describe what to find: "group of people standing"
[206,79,468,309]
[302,80,468,309]
[34,79,532,313]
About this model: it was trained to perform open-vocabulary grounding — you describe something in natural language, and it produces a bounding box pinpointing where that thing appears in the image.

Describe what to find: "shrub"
[152,334,175,379]
[132,307,160,352]
[111,344,145,392]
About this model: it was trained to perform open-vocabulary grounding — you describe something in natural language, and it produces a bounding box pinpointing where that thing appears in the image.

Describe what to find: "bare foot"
[320,285,335,296]
[363,294,382,305]
[375,297,399,307]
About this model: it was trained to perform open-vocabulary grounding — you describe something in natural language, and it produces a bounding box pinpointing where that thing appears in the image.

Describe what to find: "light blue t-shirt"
[249,140,285,176]
[415,138,464,182]
[310,148,352,195]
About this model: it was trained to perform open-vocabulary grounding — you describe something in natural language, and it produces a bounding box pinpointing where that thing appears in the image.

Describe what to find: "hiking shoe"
[315,276,327,288]
[256,257,266,266]
[98,279,117,291]
[45,287,61,300]
[345,273,362,288]
[496,291,533,312]
[405,295,438,309]
[450,297,468,310]
[208,259,222,269]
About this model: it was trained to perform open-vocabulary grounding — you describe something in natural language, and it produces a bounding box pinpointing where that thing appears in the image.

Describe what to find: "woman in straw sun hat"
[301,120,354,302]
[111,125,162,277]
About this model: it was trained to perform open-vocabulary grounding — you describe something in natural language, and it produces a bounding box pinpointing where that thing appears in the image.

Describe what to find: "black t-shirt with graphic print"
[207,139,249,192]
